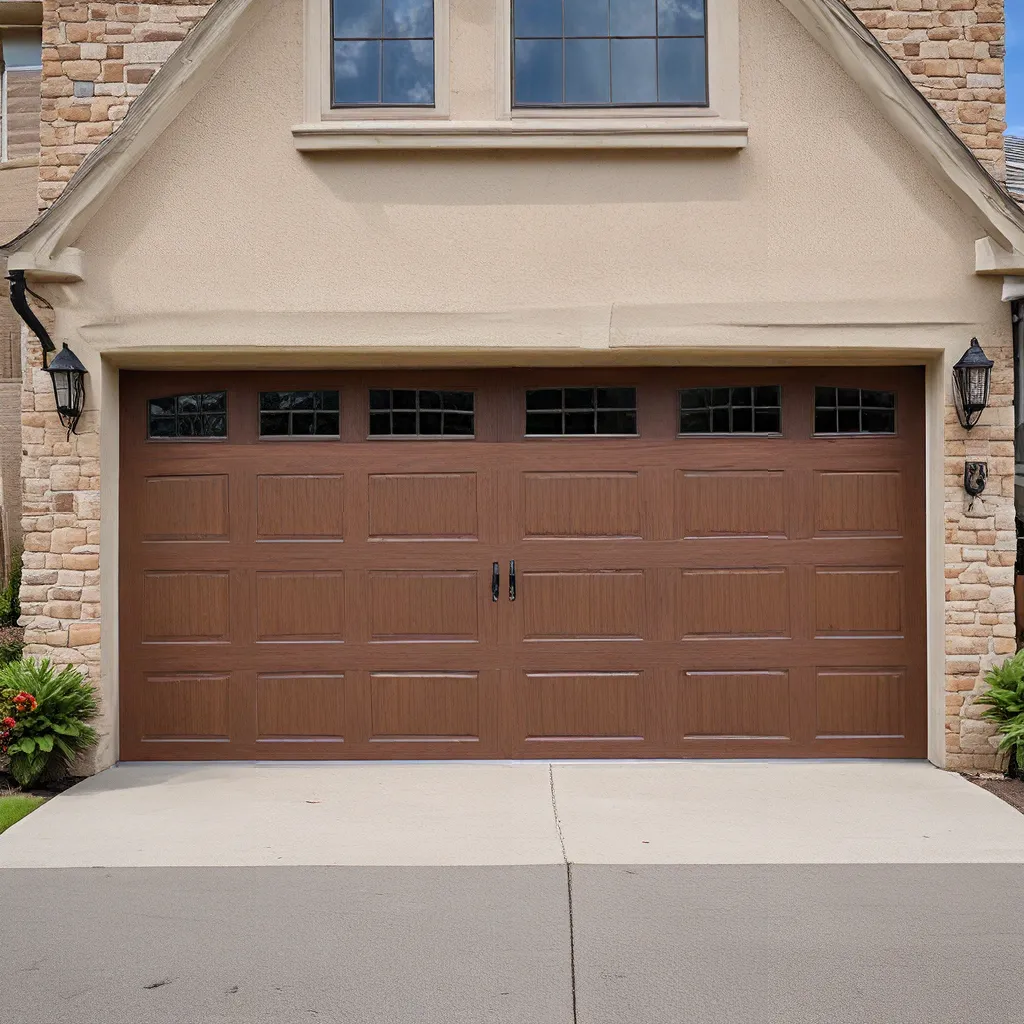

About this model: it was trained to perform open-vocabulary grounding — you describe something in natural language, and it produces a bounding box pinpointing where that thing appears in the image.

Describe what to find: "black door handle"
[509,560,516,601]
[492,562,500,602]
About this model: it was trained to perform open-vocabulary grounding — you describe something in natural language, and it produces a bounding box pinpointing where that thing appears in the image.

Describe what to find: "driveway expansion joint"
[549,763,579,1024]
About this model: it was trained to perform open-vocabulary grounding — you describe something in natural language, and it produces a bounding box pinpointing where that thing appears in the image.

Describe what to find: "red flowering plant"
[0,659,99,788]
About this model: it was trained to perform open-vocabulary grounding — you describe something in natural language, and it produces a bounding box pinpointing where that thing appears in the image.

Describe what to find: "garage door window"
[525,387,637,435]
[678,385,781,434]
[259,390,340,437]
[814,387,896,435]
[148,392,227,439]
[369,389,475,436]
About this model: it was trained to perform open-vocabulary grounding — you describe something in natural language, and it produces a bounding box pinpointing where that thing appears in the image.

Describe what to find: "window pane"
[392,389,416,408]
[730,386,752,407]
[565,387,595,409]
[753,408,780,433]
[611,38,657,102]
[201,392,226,412]
[419,389,442,409]
[334,0,382,37]
[610,0,656,36]
[658,0,704,33]
[814,408,837,434]
[679,388,709,410]
[149,416,175,438]
[837,387,860,407]
[659,37,706,103]
[369,389,390,410]
[515,38,563,104]
[370,411,391,435]
[754,385,779,406]
[565,411,595,434]
[837,408,860,433]
[384,0,432,36]
[444,411,475,435]
[526,411,563,434]
[862,389,895,409]
[815,387,837,408]
[598,387,637,409]
[177,394,199,413]
[514,0,563,37]
[315,412,341,435]
[382,39,433,103]
[334,40,380,104]
[565,39,610,104]
[731,407,752,432]
[565,0,608,35]
[679,409,710,433]
[149,397,175,416]
[527,388,562,410]
[443,391,473,411]
[861,408,895,433]
[290,412,314,435]
[597,409,637,434]
[420,410,443,434]
[393,411,417,433]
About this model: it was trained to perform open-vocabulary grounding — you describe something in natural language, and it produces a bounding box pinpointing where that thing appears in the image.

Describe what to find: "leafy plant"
[0,659,99,789]
[974,649,1024,777]
[0,549,21,628]
[0,626,23,667]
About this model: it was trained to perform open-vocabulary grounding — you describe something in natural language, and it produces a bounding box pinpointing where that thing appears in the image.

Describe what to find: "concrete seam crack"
[549,763,579,1024]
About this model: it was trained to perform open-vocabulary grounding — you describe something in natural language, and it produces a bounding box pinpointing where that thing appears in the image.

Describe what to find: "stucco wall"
[16,0,1016,769]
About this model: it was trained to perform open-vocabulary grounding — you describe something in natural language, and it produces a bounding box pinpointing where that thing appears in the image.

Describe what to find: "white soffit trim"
[1002,277,1024,302]
[4,0,1024,276]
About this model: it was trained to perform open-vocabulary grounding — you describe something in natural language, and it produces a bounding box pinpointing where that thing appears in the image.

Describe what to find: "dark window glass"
[678,385,781,434]
[259,391,340,437]
[333,0,434,106]
[524,387,638,435]
[368,389,475,436]
[148,392,228,439]
[512,0,707,107]
[814,386,896,434]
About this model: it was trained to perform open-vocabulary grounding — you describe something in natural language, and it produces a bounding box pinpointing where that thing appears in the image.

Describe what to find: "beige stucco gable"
[23,0,1000,365]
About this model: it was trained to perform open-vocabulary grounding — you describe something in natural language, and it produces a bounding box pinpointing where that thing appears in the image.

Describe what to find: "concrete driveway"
[2,761,1024,1023]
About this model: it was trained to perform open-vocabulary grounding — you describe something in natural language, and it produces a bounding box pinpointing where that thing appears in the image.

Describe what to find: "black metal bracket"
[7,269,55,363]
[491,562,500,602]
[508,559,516,602]
[964,461,987,497]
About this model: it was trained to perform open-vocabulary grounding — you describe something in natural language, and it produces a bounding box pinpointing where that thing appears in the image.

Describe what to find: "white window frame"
[303,0,451,121]
[495,0,739,123]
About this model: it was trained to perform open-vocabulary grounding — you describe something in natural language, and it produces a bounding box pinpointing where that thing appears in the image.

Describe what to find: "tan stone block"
[62,59,102,80]
[51,527,87,553]
[62,553,99,571]
[45,601,81,619]
[68,622,100,646]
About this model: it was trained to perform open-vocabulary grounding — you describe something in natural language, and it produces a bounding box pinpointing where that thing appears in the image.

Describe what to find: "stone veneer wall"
[944,333,1016,771]
[846,0,1006,182]
[38,0,214,208]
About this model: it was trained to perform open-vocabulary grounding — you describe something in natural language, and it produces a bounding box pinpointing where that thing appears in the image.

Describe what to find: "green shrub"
[974,649,1024,776]
[0,626,23,667]
[0,549,21,628]
[0,659,99,789]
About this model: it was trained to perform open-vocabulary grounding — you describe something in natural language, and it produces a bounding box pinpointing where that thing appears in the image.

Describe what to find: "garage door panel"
[142,571,231,643]
[814,668,906,739]
[679,568,790,639]
[814,568,903,637]
[133,672,232,742]
[255,571,347,643]
[256,474,345,541]
[674,470,788,539]
[521,472,643,539]
[255,673,347,741]
[368,571,480,642]
[141,475,230,542]
[369,672,482,740]
[368,472,480,540]
[678,670,791,740]
[520,570,646,641]
[814,471,902,537]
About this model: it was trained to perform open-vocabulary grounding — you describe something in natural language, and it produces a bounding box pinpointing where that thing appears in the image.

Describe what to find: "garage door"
[119,367,926,760]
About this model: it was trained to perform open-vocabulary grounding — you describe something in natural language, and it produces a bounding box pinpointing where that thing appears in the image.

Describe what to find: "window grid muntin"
[678,385,782,435]
[332,0,435,106]
[525,386,638,435]
[511,0,708,108]
[147,392,228,439]
[368,389,475,436]
[259,390,341,437]
[814,387,896,435]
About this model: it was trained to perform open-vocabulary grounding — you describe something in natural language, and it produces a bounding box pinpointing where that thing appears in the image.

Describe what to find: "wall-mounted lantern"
[952,337,994,430]
[45,343,87,438]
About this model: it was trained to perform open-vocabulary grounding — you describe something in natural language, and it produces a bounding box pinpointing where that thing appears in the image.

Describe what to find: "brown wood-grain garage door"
[119,367,926,760]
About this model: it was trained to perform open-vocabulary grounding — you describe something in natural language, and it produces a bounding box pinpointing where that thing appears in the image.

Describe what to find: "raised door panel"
[368,473,479,540]
[135,674,231,742]
[522,472,641,539]
[519,671,645,741]
[521,571,645,640]
[256,572,346,642]
[141,475,229,541]
[814,569,902,637]
[679,569,789,638]
[257,475,345,540]
[815,670,905,738]
[679,671,790,739]
[369,673,481,741]
[675,471,787,538]
[142,572,230,642]
[256,674,346,740]
[368,571,479,641]
[815,472,902,536]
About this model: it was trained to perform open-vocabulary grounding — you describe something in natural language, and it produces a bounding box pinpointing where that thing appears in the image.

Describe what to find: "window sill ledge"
[291,119,749,151]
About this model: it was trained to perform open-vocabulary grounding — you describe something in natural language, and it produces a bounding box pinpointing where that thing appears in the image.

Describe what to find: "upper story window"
[332,0,434,105]
[512,0,707,107]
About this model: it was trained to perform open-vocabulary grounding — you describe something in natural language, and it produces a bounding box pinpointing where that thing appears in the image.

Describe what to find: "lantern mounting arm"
[7,269,56,365]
